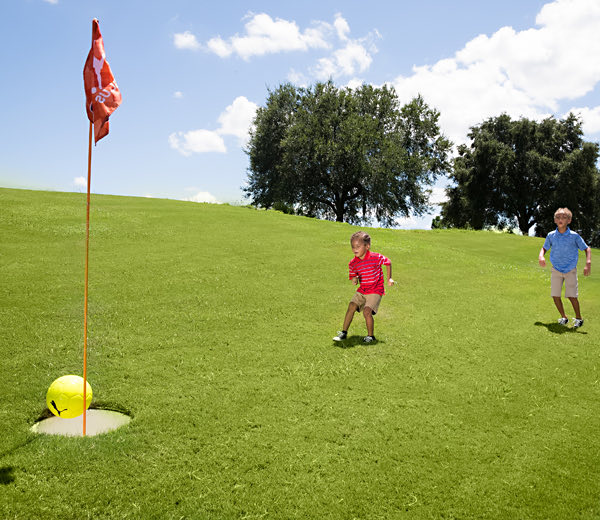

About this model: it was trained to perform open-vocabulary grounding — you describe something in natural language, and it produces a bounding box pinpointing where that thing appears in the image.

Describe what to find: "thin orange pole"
[83,121,92,436]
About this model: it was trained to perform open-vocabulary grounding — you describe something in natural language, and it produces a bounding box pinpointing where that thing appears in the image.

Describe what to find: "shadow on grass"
[0,467,15,485]
[534,322,588,335]
[333,335,384,349]
[0,435,38,463]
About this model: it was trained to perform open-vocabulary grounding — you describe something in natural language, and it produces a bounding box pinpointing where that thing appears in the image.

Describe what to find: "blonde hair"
[554,207,572,219]
[350,231,371,245]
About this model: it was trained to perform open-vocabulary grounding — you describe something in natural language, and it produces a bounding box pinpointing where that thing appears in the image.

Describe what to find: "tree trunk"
[335,198,345,222]
[518,214,531,235]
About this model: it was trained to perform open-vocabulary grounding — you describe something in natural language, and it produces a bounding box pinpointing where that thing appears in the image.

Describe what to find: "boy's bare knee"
[348,302,359,313]
[363,306,374,316]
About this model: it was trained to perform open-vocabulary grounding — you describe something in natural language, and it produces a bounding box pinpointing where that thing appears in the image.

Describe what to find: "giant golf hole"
[31,409,131,437]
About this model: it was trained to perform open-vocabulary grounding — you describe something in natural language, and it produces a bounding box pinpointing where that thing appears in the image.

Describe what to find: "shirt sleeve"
[576,234,589,250]
[543,235,552,250]
[349,261,358,279]
[381,255,391,266]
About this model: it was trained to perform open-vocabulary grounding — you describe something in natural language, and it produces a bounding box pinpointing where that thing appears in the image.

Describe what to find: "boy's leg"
[363,307,374,337]
[552,297,567,319]
[342,303,359,331]
[567,297,582,320]
[551,269,567,319]
[565,270,581,320]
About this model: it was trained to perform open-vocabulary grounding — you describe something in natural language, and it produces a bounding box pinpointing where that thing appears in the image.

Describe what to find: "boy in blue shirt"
[538,208,591,328]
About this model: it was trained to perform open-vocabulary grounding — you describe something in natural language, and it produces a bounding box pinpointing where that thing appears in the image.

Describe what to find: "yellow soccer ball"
[46,375,93,419]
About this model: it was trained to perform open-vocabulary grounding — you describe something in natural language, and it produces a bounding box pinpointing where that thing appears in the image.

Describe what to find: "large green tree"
[441,113,600,241]
[245,81,451,225]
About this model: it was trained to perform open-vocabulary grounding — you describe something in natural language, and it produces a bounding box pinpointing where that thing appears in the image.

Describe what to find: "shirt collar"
[556,226,571,235]
[353,250,370,262]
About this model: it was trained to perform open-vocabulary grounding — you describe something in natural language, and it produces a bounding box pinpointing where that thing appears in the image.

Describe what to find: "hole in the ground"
[31,408,131,437]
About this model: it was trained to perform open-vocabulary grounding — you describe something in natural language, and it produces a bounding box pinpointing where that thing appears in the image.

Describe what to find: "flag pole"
[82,18,121,436]
[83,120,92,437]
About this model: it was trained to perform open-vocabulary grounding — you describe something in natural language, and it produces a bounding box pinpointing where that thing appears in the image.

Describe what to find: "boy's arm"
[538,247,547,267]
[349,266,359,285]
[386,263,395,286]
[584,247,591,276]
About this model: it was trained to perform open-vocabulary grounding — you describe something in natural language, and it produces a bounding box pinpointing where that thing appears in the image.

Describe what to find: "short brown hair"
[554,207,572,218]
[350,231,371,245]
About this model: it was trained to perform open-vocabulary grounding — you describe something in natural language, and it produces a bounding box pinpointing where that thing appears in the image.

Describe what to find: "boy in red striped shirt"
[333,231,394,343]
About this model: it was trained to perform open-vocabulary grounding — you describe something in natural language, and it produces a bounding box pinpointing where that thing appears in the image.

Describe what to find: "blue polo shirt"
[543,227,588,273]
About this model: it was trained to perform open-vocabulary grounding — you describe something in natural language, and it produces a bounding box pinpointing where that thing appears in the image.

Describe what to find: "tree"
[441,113,600,240]
[245,81,452,225]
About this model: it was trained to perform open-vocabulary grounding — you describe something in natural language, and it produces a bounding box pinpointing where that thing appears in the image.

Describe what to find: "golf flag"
[83,19,121,143]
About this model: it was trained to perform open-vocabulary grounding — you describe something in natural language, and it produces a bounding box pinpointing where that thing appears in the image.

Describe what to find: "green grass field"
[1,187,599,519]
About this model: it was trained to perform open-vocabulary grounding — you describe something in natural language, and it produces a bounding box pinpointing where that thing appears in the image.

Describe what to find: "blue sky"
[2,0,600,229]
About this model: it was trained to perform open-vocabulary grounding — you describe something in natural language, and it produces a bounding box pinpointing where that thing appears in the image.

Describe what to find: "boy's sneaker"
[363,335,376,343]
[573,318,584,328]
[333,331,347,341]
[557,317,569,326]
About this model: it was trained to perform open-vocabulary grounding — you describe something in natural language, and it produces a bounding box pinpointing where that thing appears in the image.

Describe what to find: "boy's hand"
[352,277,359,285]
[388,278,395,286]
[584,263,591,276]
[539,257,546,268]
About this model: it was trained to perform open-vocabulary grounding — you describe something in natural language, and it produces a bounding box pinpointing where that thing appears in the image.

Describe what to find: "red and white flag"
[83,19,122,143]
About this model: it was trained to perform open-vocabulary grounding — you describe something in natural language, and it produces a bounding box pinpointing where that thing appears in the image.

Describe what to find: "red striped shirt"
[349,251,391,295]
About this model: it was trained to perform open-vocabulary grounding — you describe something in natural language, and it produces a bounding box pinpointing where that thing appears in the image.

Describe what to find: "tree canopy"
[244,81,451,226]
[440,113,600,243]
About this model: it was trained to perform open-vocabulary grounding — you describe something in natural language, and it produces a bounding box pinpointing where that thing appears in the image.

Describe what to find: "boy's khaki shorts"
[350,292,383,315]
[551,267,578,298]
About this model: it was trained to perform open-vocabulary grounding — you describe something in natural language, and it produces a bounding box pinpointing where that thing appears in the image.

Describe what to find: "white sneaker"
[557,317,569,326]
[572,318,584,328]
[363,335,376,343]
[333,331,347,341]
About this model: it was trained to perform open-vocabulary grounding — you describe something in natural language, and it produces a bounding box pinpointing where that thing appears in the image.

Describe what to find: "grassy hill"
[1,187,599,519]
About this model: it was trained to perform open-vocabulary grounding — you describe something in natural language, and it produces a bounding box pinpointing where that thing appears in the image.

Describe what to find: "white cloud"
[392,59,544,145]
[395,214,436,230]
[185,191,220,203]
[216,96,258,145]
[43,0,58,4]
[206,37,233,58]
[173,91,183,99]
[73,176,86,188]
[429,186,448,205]
[174,31,201,51]
[308,14,379,80]
[390,0,600,145]
[205,13,330,61]
[345,78,365,90]
[169,96,258,156]
[287,68,309,86]
[333,13,351,42]
[567,106,600,134]
[314,40,373,79]
[168,130,226,155]
[200,12,377,80]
